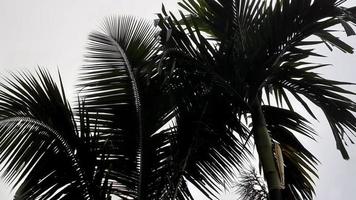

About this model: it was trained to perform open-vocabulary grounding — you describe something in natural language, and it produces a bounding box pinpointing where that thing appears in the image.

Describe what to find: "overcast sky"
[0,0,355,199]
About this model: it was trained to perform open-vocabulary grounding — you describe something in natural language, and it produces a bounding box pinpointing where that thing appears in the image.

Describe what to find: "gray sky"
[0,0,355,199]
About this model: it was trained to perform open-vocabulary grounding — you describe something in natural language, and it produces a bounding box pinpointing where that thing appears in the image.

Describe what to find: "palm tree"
[156,0,356,199]
[0,15,250,199]
[0,0,356,200]
[0,16,168,199]
[78,15,251,199]
[0,16,186,199]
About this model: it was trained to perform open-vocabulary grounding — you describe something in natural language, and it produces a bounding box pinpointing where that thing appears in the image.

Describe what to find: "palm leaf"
[0,117,92,200]
[79,15,184,199]
[270,65,356,159]
[0,69,93,199]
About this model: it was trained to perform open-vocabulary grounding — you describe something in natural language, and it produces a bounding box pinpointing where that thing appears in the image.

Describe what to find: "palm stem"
[251,99,282,200]
[108,38,145,199]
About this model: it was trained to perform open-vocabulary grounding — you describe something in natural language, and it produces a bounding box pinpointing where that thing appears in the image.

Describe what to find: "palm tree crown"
[156,0,356,199]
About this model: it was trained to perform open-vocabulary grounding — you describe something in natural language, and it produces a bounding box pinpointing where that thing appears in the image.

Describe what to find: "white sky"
[0,0,355,199]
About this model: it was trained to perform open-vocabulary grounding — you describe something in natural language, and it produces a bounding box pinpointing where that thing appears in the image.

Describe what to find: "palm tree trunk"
[251,99,282,200]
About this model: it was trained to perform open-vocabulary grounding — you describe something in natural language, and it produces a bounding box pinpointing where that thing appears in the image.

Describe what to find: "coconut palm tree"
[156,0,356,199]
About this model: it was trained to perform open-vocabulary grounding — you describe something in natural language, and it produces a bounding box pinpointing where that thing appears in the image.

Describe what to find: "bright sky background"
[0,0,355,199]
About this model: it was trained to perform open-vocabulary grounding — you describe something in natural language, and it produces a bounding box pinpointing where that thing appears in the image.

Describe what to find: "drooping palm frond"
[79,18,143,199]
[0,117,91,200]
[0,69,95,200]
[268,64,356,159]
[78,15,189,199]
[0,69,76,141]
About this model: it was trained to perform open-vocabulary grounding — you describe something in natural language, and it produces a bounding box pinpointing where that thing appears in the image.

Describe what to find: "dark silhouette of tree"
[0,15,249,200]
[0,0,355,200]
[156,0,356,199]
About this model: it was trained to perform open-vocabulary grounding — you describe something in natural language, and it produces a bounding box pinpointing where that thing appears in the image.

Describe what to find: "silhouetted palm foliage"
[0,0,355,200]
[156,0,356,199]
[79,14,251,199]
[0,14,250,199]
[0,70,94,199]
[235,167,268,200]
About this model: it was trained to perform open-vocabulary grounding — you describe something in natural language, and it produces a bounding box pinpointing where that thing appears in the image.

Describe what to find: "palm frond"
[0,69,94,199]
[0,117,91,200]
[269,65,356,159]
[235,167,268,200]
[78,15,176,199]
[0,69,76,142]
